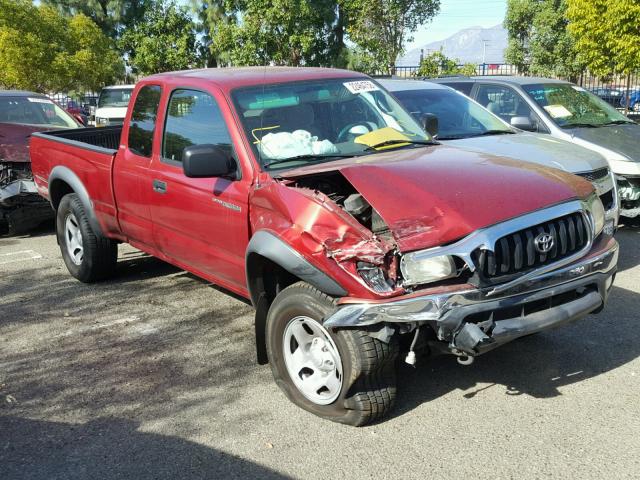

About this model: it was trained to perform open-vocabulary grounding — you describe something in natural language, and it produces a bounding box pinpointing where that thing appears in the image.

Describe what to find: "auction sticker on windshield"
[27,97,53,104]
[344,80,379,94]
[544,104,572,118]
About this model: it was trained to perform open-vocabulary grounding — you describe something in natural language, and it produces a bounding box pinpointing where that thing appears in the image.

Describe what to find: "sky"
[406,0,507,49]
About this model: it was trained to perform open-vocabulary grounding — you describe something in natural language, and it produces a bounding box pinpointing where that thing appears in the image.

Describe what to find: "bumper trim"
[324,237,618,353]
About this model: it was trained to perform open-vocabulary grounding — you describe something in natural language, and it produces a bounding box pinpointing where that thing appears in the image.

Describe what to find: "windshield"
[98,88,133,108]
[392,87,512,139]
[523,83,632,128]
[231,78,432,170]
[0,96,78,128]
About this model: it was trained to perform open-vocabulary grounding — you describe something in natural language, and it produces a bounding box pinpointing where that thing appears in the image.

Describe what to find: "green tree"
[504,0,582,80]
[567,0,640,77]
[43,0,152,40]
[416,50,476,77]
[341,0,440,74]
[0,0,123,91]
[211,0,341,67]
[119,0,202,75]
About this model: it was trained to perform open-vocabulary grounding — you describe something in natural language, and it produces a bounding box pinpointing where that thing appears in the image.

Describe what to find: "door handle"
[152,179,167,194]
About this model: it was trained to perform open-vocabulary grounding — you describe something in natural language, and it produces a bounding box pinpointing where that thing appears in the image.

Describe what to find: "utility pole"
[481,39,490,75]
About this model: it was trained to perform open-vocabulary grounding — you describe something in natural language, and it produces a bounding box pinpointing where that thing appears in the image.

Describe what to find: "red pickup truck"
[30,68,618,426]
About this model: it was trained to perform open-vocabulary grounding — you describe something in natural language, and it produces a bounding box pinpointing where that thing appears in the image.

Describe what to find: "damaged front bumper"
[0,179,53,234]
[324,235,618,356]
[617,175,640,218]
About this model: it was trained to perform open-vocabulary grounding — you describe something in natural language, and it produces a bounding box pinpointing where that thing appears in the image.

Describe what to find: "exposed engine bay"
[289,170,393,242]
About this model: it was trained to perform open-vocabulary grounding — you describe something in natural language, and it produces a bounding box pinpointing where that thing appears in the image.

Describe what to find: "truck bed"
[34,126,122,152]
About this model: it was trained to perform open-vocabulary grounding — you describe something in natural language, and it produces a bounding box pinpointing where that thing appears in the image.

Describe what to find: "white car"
[94,85,134,127]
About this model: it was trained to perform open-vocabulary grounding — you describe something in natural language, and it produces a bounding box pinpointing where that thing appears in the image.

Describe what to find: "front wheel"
[56,193,118,282]
[266,282,399,426]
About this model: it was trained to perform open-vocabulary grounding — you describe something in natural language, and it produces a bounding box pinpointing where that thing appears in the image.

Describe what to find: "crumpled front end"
[0,162,53,234]
[322,197,618,357]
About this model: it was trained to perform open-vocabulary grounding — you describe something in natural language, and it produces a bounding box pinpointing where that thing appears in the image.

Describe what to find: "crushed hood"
[282,145,593,252]
[568,123,640,162]
[0,123,55,163]
[446,132,609,173]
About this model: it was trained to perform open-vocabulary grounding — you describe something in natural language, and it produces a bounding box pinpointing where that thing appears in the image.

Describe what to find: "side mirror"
[510,116,536,132]
[421,113,438,137]
[182,144,236,178]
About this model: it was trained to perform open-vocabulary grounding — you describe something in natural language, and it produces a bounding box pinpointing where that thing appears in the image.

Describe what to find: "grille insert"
[473,212,590,279]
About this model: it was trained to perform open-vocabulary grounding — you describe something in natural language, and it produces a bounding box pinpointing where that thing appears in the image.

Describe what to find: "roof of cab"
[144,67,368,91]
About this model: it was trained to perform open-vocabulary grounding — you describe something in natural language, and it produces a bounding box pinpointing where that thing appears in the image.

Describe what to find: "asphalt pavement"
[1,222,639,479]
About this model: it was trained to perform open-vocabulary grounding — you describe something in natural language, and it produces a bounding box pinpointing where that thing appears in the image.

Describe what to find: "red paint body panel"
[29,67,594,302]
[281,145,594,252]
[0,123,47,163]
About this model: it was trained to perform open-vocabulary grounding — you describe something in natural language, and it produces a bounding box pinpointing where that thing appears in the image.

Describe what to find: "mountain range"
[397,24,507,66]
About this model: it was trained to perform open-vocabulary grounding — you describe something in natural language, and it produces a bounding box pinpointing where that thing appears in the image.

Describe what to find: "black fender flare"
[246,231,347,364]
[245,230,347,306]
[48,165,103,236]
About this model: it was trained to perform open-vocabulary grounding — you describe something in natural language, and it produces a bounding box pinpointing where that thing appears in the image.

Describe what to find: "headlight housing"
[585,193,605,236]
[400,254,457,286]
[96,117,108,126]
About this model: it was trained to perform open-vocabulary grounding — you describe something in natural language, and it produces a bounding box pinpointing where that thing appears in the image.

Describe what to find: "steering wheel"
[337,122,378,143]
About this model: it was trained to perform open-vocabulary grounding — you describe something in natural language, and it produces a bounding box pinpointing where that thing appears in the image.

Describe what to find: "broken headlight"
[399,254,457,286]
[357,262,394,293]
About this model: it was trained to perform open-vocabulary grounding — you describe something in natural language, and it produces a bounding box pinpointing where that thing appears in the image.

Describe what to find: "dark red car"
[30,68,618,425]
[0,90,81,233]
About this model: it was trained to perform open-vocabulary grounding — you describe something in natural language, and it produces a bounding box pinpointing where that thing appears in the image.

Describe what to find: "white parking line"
[0,250,43,265]
[54,316,142,338]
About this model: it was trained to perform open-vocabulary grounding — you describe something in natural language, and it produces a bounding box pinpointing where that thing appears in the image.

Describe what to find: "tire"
[56,193,117,282]
[266,281,399,426]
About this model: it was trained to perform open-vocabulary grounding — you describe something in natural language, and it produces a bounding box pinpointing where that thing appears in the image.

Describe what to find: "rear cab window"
[127,85,162,157]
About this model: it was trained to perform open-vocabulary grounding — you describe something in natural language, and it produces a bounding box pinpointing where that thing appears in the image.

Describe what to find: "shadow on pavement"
[0,416,290,480]
[393,281,640,417]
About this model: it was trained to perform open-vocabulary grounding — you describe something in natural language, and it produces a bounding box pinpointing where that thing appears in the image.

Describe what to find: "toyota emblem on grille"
[534,233,554,253]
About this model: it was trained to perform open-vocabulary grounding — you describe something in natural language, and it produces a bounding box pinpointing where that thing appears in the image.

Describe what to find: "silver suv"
[380,79,619,233]
[428,76,640,219]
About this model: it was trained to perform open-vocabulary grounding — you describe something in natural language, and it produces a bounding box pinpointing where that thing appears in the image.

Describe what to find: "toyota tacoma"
[30,68,618,425]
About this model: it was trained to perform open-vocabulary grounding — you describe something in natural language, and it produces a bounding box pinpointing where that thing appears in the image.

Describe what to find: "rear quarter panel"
[30,134,120,236]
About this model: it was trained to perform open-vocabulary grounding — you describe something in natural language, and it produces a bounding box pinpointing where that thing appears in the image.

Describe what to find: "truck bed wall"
[30,130,121,237]
[43,126,122,151]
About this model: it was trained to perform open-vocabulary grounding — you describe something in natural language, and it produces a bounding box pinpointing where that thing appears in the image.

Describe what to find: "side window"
[162,89,232,162]
[128,85,161,157]
[476,84,547,132]
[445,82,473,96]
[476,85,533,121]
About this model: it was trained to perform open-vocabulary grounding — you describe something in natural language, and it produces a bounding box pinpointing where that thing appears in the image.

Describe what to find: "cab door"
[148,87,250,291]
[112,84,162,248]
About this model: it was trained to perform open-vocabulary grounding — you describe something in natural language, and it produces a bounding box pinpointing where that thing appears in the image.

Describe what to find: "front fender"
[245,230,347,307]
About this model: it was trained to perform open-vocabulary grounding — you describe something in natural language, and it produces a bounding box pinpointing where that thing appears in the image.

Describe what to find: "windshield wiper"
[364,139,437,150]
[262,153,356,169]
[600,120,635,126]
[467,129,516,137]
[560,122,601,129]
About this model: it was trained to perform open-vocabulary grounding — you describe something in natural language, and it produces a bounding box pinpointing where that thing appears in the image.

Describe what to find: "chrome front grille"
[473,211,590,279]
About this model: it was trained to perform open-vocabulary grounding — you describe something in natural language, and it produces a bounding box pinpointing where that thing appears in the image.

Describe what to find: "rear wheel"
[56,193,117,282]
[266,282,399,426]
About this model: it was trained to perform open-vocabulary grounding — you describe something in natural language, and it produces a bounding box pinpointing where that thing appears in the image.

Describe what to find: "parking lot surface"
[1,224,639,479]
